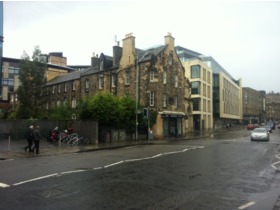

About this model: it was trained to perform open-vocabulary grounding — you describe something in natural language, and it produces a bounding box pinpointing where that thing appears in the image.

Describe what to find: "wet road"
[1,128,280,210]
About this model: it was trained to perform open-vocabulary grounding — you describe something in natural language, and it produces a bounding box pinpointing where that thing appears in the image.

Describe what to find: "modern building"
[180,57,213,131]
[0,53,75,112]
[242,87,266,124]
[47,33,192,140]
[176,46,243,129]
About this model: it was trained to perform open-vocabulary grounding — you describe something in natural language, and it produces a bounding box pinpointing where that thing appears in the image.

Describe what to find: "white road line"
[238,201,255,209]
[0,183,10,188]
[13,173,58,186]
[104,161,124,168]
[271,154,280,169]
[6,146,204,187]
[61,170,85,175]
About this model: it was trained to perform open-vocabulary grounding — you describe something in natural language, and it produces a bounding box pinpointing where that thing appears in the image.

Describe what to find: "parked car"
[250,128,270,141]
[247,124,255,130]
[254,123,259,128]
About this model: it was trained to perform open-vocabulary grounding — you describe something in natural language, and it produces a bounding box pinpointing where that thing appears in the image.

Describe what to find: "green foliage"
[48,103,74,120]
[16,46,49,119]
[79,93,137,130]
[118,96,137,132]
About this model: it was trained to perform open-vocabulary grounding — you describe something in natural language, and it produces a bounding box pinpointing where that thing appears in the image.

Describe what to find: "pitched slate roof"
[137,45,166,63]
[46,70,82,85]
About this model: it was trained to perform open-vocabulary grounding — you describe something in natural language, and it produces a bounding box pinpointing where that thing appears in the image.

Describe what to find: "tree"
[48,103,74,120]
[16,46,49,119]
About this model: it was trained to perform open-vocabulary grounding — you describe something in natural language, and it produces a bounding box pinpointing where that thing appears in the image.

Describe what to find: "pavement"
[0,129,215,160]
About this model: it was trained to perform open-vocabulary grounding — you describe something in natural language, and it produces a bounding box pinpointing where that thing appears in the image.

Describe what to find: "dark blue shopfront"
[162,112,185,137]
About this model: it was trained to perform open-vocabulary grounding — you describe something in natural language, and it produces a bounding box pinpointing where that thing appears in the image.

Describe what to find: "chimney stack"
[164,32,175,50]
[120,33,135,67]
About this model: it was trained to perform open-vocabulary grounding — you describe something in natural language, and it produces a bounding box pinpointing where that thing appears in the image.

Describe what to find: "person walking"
[31,125,42,154]
[24,125,34,152]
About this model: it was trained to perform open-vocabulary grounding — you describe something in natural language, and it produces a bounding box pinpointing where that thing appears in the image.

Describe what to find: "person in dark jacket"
[31,125,42,154]
[24,125,34,152]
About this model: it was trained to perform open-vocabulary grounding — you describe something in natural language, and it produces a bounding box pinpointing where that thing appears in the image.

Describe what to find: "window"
[191,81,200,94]
[72,81,76,91]
[99,75,104,89]
[163,94,167,107]
[8,66,19,74]
[150,70,155,82]
[191,65,200,78]
[125,70,130,85]
[175,96,178,108]
[150,92,155,106]
[52,86,56,94]
[58,85,61,93]
[64,83,68,92]
[192,98,200,111]
[2,78,14,86]
[163,71,167,84]
[57,100,61,106]
[169,54,173,65]
[111,74,116,87]
[100,60,104,71]
[72,98,77,108]
[174,75,178,87]
[85,79,89,91]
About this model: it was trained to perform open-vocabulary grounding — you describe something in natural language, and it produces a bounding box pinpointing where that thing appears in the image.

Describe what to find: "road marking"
[238,201,255,209]
[13,173,58,186]
[104,161,124,168]
[0,183,10,188]
[271,154,280,169]
[61,170,86,174]
[6,146,204,187]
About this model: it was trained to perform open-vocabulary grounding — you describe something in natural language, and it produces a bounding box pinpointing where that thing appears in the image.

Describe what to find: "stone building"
[46,33,191,140]
[266,92,280,122]
[117,33,189,139]
[242,87,266,124]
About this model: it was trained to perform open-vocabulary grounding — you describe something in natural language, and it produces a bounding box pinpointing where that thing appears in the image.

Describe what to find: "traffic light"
[143,108,148,119]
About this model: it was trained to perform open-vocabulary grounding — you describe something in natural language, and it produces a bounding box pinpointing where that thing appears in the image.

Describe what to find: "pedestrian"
[31,125,42,154]
[24,125,34,152]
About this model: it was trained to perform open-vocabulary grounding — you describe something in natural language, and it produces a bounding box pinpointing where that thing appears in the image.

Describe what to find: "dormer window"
[100,60,104,71]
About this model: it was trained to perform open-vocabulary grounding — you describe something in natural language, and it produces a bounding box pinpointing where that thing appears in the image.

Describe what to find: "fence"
[0,120,136,144]
[0,120,98,144]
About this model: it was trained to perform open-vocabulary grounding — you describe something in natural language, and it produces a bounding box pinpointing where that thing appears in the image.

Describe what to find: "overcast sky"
[3,1,280,93]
